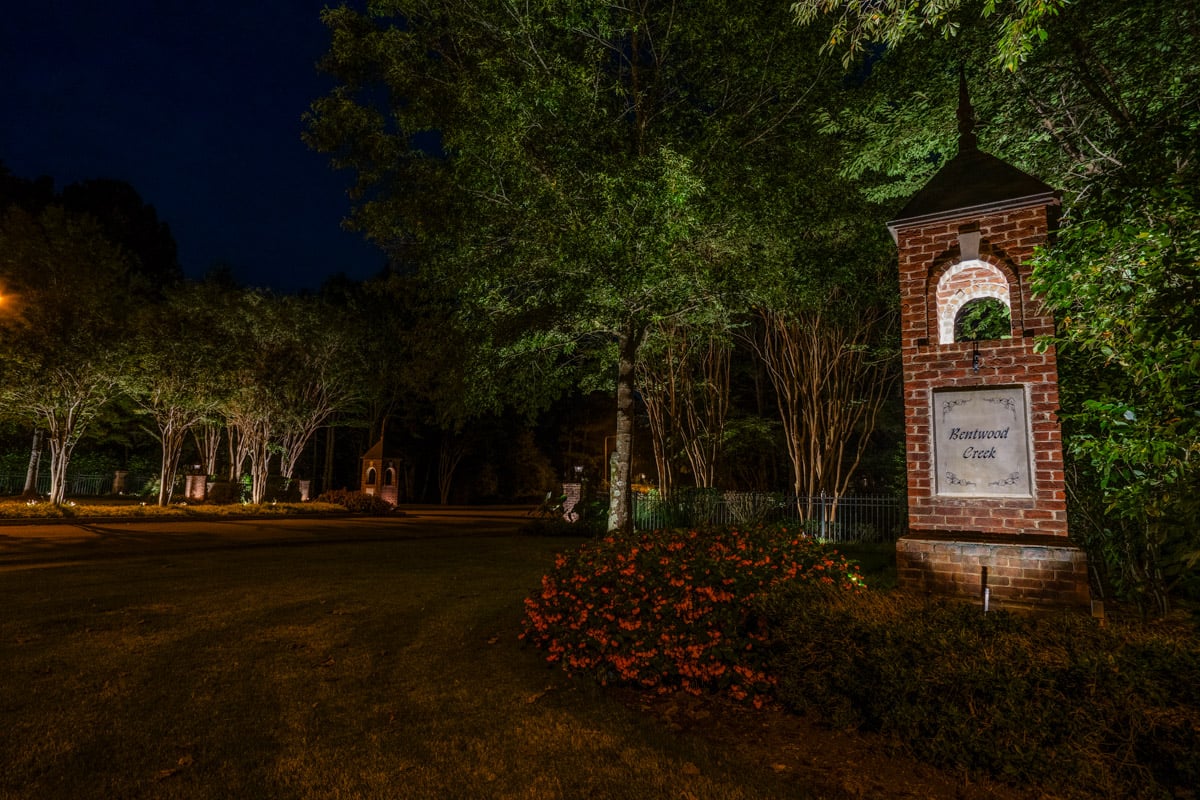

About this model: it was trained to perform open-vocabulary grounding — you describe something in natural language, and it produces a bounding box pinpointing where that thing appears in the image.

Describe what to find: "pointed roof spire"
[886,65,1058,241]
[957,65,978,152]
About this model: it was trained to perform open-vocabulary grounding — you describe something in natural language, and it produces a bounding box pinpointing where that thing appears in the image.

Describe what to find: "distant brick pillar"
[562,482,582,522]
[185,474,207,502]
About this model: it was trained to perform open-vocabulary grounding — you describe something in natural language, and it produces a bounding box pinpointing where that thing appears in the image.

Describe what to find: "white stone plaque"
[933,386,1032,497]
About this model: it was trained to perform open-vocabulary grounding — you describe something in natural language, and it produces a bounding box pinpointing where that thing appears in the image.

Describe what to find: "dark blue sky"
[1,1,385,293]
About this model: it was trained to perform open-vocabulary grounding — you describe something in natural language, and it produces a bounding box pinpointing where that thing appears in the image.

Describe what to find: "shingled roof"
[887,72,1057,241]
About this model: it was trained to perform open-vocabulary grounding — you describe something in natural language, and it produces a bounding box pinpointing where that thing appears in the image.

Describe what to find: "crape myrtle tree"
[740,179,900,516]
[0,206,134,505]
[0,170,183,499]
[306,0,861,532]
[218,290,363,504]
[122,282,233,505]
[636,318,733,496]
[798,0,1199,609]
[274,298,363,483]
[712,106,901,516]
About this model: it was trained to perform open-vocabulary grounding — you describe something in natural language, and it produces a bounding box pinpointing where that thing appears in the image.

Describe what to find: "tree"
[745,292,898,514]
[1032,189,1199,613]
[214,291,363,504]
[637,321,732,494]
[307,0,853,532]
[0,207,134,504]
[273,296,363,483]
[60,179,183,291]
[792,0,1072,70]
[122,282,234,505]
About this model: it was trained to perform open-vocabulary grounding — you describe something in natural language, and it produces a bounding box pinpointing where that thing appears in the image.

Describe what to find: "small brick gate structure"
[360,436,401,506]
[887,77,1089,608]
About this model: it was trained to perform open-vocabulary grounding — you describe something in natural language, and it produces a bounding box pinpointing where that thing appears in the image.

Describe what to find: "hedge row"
[758,586,1200,798]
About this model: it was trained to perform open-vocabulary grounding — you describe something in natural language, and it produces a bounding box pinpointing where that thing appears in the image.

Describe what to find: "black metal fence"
[0,473,157,498]
[633,490,907,543]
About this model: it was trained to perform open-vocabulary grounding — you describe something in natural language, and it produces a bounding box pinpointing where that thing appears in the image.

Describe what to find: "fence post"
[819,491,827,541]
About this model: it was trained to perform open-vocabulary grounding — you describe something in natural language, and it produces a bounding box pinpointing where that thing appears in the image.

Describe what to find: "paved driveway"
[0,506,533,571]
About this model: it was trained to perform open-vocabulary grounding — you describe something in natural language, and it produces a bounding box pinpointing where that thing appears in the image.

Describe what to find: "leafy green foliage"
[761,588,1200,796]
[520,523,864,704]
[306,0,884,531]
[1033,188,1200,611]
[792,0,1072,70]
[953,297,1011,341]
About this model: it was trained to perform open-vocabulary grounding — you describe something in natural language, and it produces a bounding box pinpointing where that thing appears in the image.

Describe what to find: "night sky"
[1,1,384,293]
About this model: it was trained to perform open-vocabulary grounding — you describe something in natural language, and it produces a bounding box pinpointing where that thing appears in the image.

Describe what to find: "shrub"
[205,480,240,504]
[521,523,864,705]
[759,588,1200,797]
[315,489,394,515]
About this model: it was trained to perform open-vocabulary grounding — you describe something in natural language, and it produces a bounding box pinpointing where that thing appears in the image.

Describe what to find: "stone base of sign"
[897,531,1090,608]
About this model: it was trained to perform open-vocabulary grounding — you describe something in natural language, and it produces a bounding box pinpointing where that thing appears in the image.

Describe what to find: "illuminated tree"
[122,281,235,504]
[792,0,1072,70]
[746,297,898,514]
[216,291,363,503]
[0,207,134,505]
[637,321,732,495]
[274,297,362,482]
[306,0,847,531]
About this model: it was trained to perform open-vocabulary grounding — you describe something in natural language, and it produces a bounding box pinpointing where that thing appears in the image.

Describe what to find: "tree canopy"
[306,0,888,531]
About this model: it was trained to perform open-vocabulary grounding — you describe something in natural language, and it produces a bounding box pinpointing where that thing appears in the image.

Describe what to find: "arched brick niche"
[922,239,1028,344]
[934,259,1011,344]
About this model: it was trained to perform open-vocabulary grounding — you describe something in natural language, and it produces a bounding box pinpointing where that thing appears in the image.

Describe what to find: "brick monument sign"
[887,78,1090,608]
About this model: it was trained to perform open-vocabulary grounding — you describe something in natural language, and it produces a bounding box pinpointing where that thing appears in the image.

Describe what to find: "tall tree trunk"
[45,430,75,506]
[437,433,467,505]
[322,424,335,495]
[227,423,250,482]
[642,388,675,500]
[21,428,43,498]
[247,424,272,504]
[192,423,221,477]
[158,418,188,506]
[678,335,731,489]
[608,326,642,534]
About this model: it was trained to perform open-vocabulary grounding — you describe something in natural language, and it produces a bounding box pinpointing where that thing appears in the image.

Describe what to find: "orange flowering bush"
[520,523,864,705]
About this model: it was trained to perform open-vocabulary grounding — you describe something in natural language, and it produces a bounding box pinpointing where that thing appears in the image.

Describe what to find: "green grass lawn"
[0,534,807,800]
